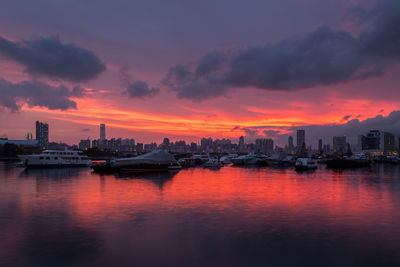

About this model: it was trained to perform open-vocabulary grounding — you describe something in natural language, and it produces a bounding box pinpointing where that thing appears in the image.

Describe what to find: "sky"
[1,0,400,147]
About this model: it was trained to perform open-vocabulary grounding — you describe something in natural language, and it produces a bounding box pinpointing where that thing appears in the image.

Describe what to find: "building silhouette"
[296,130,305,148]
[333,136,347,154]
[100,124,106,140]
[35,121,49,149]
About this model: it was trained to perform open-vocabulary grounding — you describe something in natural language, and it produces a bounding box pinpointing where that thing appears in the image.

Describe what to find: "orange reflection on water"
[65,167,399,228]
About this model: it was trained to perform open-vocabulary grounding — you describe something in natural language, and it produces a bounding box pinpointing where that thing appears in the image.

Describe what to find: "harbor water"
[1,162,400,266]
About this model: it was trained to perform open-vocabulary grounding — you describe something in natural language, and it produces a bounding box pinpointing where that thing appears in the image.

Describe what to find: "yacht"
[92,149,181,173]
[295,158,317,171]
[18,150,92,168]
[203,158,223,168]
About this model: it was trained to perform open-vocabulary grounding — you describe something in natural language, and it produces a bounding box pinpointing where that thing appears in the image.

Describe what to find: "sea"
[1,162,400,266]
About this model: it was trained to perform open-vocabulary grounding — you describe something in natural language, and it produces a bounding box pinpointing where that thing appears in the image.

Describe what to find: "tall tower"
[318,139,323,153]
[288,136,294,149]
[239,136,244,146]
[296,129,305,148]
[36,121,49,149]
[100,124,106,140]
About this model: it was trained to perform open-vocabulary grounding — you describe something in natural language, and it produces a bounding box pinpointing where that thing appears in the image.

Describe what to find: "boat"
[231,154,259,166]
[295,158,317,170]
[203,158,223,168]
[219,156,231,164]
[18,149,92,168]
[326,158,371,169]
[92,149,181,173]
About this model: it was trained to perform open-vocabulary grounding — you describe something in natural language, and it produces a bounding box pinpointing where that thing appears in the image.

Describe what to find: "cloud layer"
[0,78,84,111]
[0,35,105,82]
[163,0,400,101]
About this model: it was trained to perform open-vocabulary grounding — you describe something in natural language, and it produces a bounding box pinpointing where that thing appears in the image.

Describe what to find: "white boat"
[93,149,181,172]
[295,158,317,170]
[203,158,223,168]
[219,156,231,164]
[18,150,92,168]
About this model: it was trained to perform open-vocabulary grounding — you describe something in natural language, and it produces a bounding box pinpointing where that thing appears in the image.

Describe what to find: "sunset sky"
[1,0,400,146]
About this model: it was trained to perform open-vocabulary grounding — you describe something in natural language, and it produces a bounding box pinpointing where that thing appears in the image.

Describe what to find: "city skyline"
[1,1,400,147]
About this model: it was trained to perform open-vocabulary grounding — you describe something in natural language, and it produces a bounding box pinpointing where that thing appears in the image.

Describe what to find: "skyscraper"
[100,124,106,140]
[296,130,305,147]
[318,139,323,153]
[35,121,49,149]
[333,136,347,154]
[288,136,294,149]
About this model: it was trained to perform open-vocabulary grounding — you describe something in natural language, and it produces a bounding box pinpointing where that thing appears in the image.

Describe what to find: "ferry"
[18,150,92,168]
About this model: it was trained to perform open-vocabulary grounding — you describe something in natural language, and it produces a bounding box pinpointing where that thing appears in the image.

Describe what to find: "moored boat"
[326,158,371,169]
[295,158,317,171]
[18,149,92,168]
[203,158,223,168]
[92,149,181,173]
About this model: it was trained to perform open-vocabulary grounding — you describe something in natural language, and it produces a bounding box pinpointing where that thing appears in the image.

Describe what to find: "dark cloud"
[124,81,160,99]
[81,128,91,132]
[163,0,400,101]
[232,126,282,140]
[0,78,82,111]
[0,35,105,82]
[263,130,281,138]
[242,128,258,137]
[343,115,352,121]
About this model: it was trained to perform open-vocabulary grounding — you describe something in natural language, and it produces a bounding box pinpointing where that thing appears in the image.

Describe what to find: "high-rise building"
[360,130,396,155]
[288,136,294,149]
[333,136,347,154]
[100,124,106,140]
[318,139,323,153]
[35,121,49,149]
[296,130,305,148]
[383,132,396,154]
[362,130,380,151]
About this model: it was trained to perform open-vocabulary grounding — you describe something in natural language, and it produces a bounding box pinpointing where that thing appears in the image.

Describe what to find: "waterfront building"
[190,142,197,152]
[136,143,144,153]
[36,121,49,149]
[92,139,98,149]
[121,138,135,152]
[26,132,33,140]
[383,132,396,154]
[201,137,213,152]
[0,138,39,147]
[296,130,305,148]
[288,136,294,149]
[361,130,396,155]
[100,124,106,140]
[333,136,347,154]
[79,139,91,150]
[255,138,274,154]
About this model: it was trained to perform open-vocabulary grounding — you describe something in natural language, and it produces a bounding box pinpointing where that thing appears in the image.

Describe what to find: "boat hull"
[326,159,371,169]
[92,163,181,173]
[24,163,91,168]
